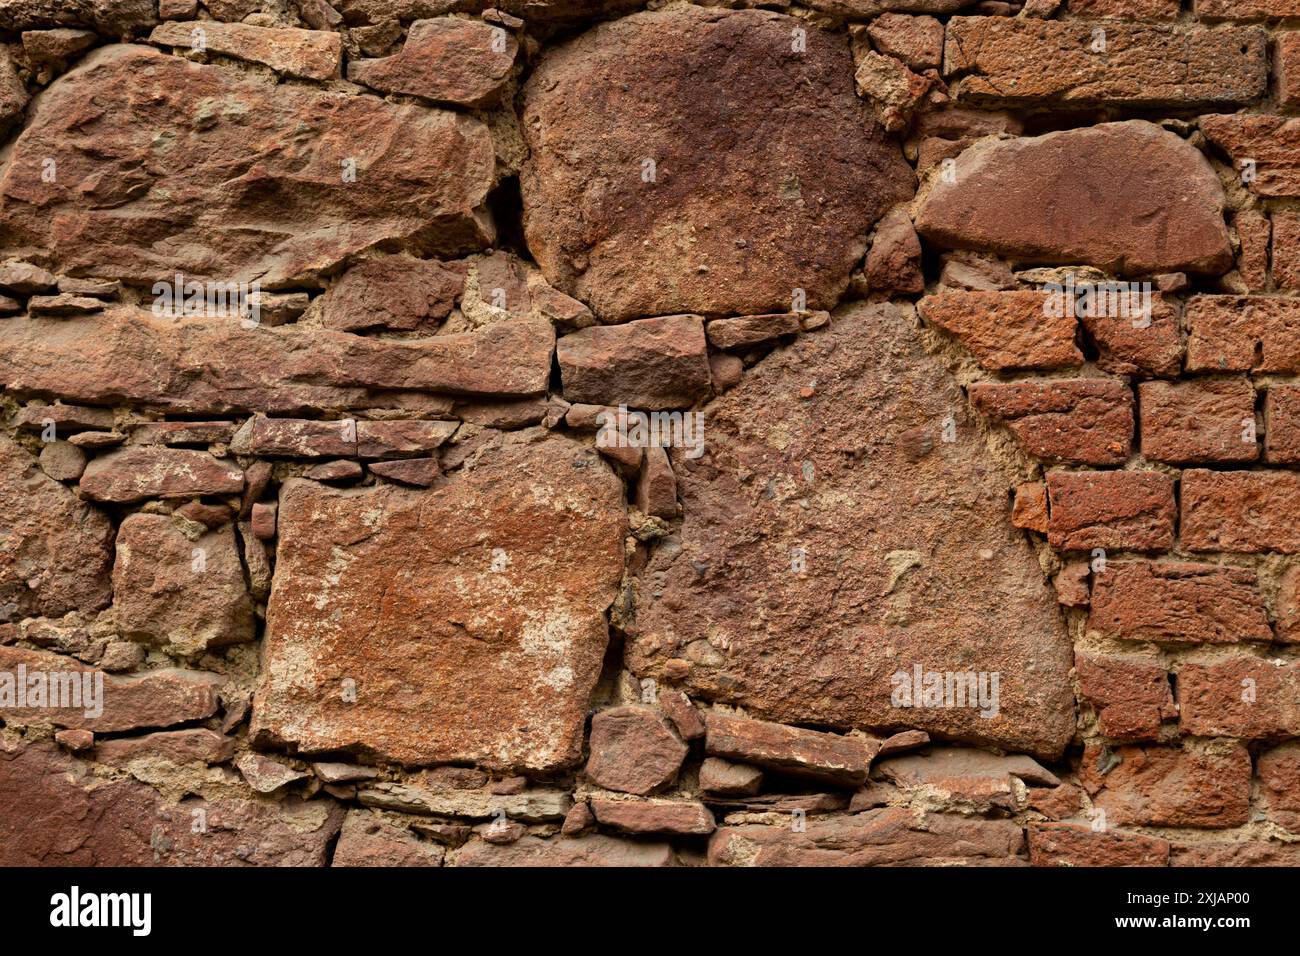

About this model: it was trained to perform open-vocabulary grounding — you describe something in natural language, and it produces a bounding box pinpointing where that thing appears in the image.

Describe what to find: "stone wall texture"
[0,0,1298,868]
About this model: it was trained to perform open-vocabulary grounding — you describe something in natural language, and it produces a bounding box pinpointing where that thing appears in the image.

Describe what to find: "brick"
[1265,386,1300,463]
[1276,565,1300,642]
[1076,652,1177,740]
[1196,0,1300,20]
[1081,742,1252,828]
[1138,379,1258,464]
[1178,657,1300,737]
[1257,741,1300,832]
[1272,210,1300,290]
[1079,293,1183,378]
[1172,840,1300,866]
[1046,471,1176,551]
[1186,296,1300,372]
[1089,561,1272,644]
[1201,115,1300,197]
[943,19,1266,108]
[968,380,1132,466]
[918,292,1082,372]
[1012,481,1049,533]
[1181,469,1300,552]
[1277,33,1300,110]
[1028,822,1171,867]
[1235,210,1271,292]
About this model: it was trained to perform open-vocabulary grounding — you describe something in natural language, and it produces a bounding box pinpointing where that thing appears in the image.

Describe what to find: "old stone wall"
[0,0,1297,867]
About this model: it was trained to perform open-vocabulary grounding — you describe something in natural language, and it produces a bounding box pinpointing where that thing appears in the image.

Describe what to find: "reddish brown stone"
[521,7,913,321]
[0,431,112,618]
[1257,742,1300,832]
[854,50,931,133]
[252,438,625,771]
[1045,471,1176,551]
[918,291,1082,371]
[1196,0,1300,20]
[658,689,705,742]
[0,46,495,285]
[95,729,235,767]
[1078,291,1183,378]
[149,21,342,79]
[1178,657,1300,738]
[1273,211,1300,290]
[1054,560,1091,607]
[321,257,466,333]
[1266,385,1300,463]
[14,402,113,433]
[1012,481,1049,533]
[943,19,1265,108]
[919,123,1232,276]
[704,713,877,787]
[709,807,1025,866]
[250,502,276,541]
[1181,469,1300,553]
[369,458,441,487]
[1028,823,1171,867]
[628,304,1074,760]
[355,420,458,459]
[635,446,677,519]
[0,310,555,414]
[1171,840,1300,866]
[349,18,516,108]
[969,380,1133,466]
[1075,652,1176,740]
[877,747,1058,809]
[1235,210,1271,292]
[1028,782,1085,820]
[0,645,222,733]
[863,207,924,296]
[236,753,310,794]
[557,316,711,411]
[0,739,345,866]
[1083,742,1252,828]
[1069,0,1178,16]
[1202,115,1300,198]
[111,514,256,656]
[585,706,687,796]
[79,447,243,504]
[332,810,445,866]
[1185,296,1300,372]
[699,757,764,797]
[231,417,353,458]
[589,798,715,836]
[867,13,943,71]
[455,833,674,867]
[938,251,1016,292]
[706,314,802,351]
[1088,560,1272,644]
[1139,379,1258,464]
[130,421,235,446]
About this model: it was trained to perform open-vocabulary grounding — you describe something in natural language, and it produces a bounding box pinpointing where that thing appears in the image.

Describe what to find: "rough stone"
[349,17,516,108]
[321,257,466,333]
[1028,822,1170,867]
[703,713,877,788]
[584,706,687,796]
[79,447,244,503]
[1139,379,1258,464]
[149,21,342,79]
[455,833,674,867]
[589,798,715,836]
[332,809,445,866]
[1075,652,1176,740]
[557,315,711,411]
[1185,296,1300,373]
[1081,743,1251,828]
[918,292,1082,371]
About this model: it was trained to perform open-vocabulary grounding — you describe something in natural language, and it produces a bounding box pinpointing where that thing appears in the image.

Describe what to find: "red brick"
[1196,0,1300,21]
[1079,293,1182,379]
[1081,742,1252,828]
[1088,561,1272,644]
[1178,657,1300,738]
[1275,564,1300,642]
[1265,385,1300,463]
[1277,33,1300,111]
[918,292,1082,372]
[1076,652,1177,741]
[1172,840,1300,866]
[1186,296,1300,372]
[943,19,1266,108]
[1181,469,1300,552]
[1235,210,1271,292]
[1201,115,1300,198]
[1012,481,1049,532]
[969,380,1132,466]
[1273,210,1300,289]
[1139,379,1257,464]
[1046,471,1176,551]
[1028,822,1171,867]
[1257,741,1300,832]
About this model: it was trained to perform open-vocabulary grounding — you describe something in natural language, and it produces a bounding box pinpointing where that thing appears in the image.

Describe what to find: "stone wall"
[0,0,1297,867]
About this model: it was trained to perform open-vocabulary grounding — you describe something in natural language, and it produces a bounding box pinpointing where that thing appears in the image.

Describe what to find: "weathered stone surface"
[1201,114,1300,197]
[854,49,931,133]
[321,257,466,333]
[0,46,495,286]
[1185,296,1300,373]
[658,690,705,742]
[231,417,353,459]
[455,833,674,867]
[1257,742,1300,832]
[969,380,1133,466]
[252,437,625,771]
[0,645,221,732]
[521,6,913,322]
[709,807,1025,866]
[236,753,309,794]
[14,402,113,433]
[0,431,113,618]
[111,514,256,655]
[864,206,924,296]
[38,441,87,482]
[1081,743,1251,828]
[332,809,445,866]
[1075,652,1176,740]
[95,729,234,767]
[1076,288,1182,378]
[359,781,570,821]
[149,21,343,80]
[1181,469,1300,553]
[557,315,711,410]
[704,713,877,787]
[943,19,1266,108]
[0,0,157,32]
[590,798,715,836]
[699,757,763,797]
[1088,561,1272,644]
[916,122,1233,275]
[368,458,440,487]
[867,12,943,71]
[585,706,687,795]
[80,447,244,503]
[706,314,803,351]
[918,292,1082,371]
[877,747,1057,808]
[130,421,234,446]
[1178,657,1300,738]
[0,739,343,866]
[0,309,555,413]
[1028,823,1170,867]
[1139,379,1258,464]
[355,420,458,459]
[1045,471,1176,551]
[1171,840,1300,867]
[349,18,516,108]
[628,304,1074,759]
